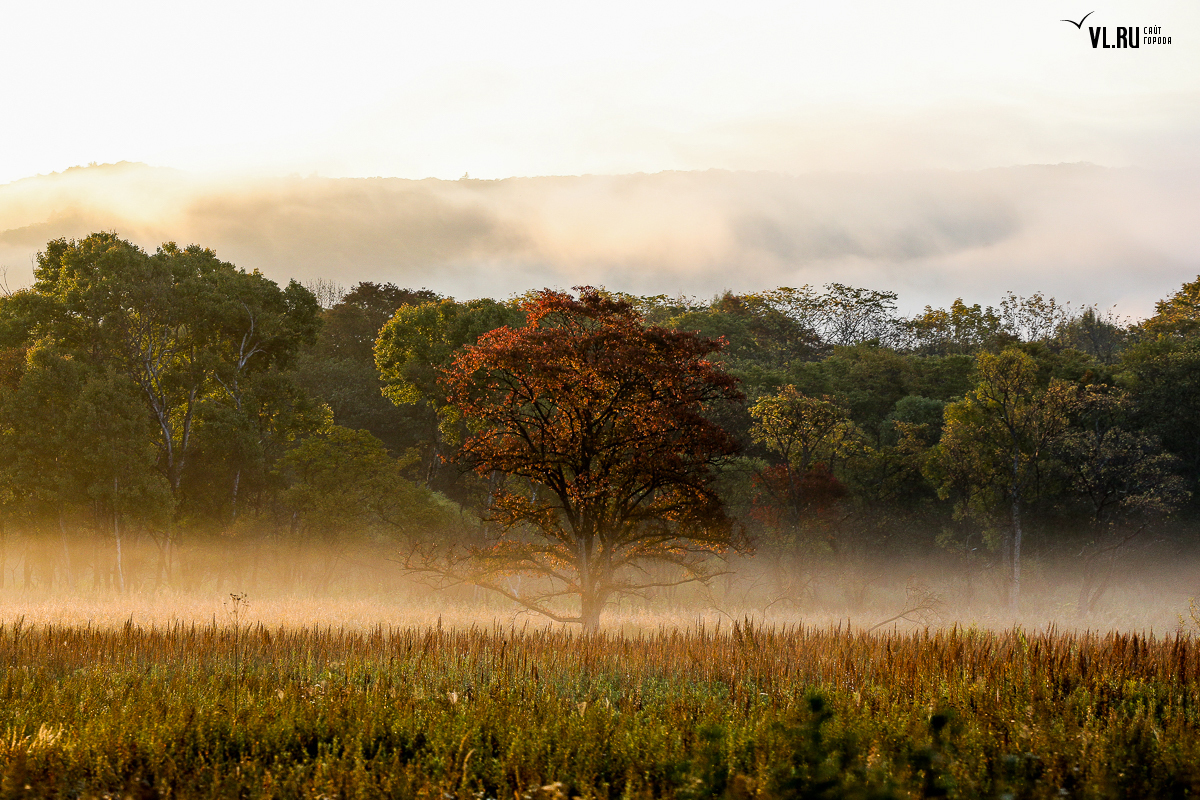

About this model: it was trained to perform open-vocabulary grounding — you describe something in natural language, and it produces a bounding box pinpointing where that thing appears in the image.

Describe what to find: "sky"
[1,0,1198,313]
[3,0,1197,181]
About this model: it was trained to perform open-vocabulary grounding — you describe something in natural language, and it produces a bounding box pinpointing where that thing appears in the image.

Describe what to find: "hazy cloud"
[1,162,1197,317]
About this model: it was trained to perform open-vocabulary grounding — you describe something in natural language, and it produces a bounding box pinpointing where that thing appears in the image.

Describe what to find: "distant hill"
[3,162,1197,315]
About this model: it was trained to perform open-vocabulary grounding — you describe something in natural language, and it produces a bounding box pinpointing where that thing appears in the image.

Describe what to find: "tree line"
[1,232,1198,627]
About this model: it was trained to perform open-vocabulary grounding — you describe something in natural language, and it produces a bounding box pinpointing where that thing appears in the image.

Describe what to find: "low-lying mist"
[2,162,1198,317]
[2,529,1195,636]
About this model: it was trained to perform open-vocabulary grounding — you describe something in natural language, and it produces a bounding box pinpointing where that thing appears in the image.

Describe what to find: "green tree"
[665,291,823,375]
[319,283,441,362]
[1059,306,1129,365]
[14,234,320,506]
[284,426,453,539]
[1139,274,1200,338]
[67,368,173,590]
[1121,338,1200,489]
[788,344,914,445]
[293,283,442,455]
[182,368,327,527]
[930,348,1076,609]
[749,386,860,530]
[206,268,321,522]
[903,299,1007,355]
[375,297,522,488]
[282,425,460,594]
[0,234,323,585]
[1057,386,1189,615]
[0,347,82,526]
[0,348,169,590]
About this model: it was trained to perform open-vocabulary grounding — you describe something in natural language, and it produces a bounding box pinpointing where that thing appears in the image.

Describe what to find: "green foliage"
[320,283,441,363]
[928,349,1080,607]
[0,348,170,530]
[373,297,523,498]
[901,355,977,403]
[787,346,913,444]
[67,367,173,528]
[0,346,86,519]
[181,369,329,526]
[931,349,1076,516]
[1139,273,1200,338]
[1121,336,1200,488]
[881,396,945,446]
[293,282,444,456]
[749,387,861,474]
[904,298,1007,355]
[1058,306,1128,365]
[375,298,522,407]
[282,426,460,541]
[1057,386,1190,528]
[0,233,325,535]
[664,291,823,376]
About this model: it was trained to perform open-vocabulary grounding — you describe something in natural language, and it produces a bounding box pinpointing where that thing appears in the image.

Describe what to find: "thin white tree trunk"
[58,512,73,590]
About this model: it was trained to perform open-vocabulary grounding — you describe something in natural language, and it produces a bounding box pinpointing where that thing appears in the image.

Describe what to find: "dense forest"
[2,232,1199,626]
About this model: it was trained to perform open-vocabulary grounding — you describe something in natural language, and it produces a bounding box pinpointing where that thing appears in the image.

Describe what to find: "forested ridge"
[2,232,1199,624]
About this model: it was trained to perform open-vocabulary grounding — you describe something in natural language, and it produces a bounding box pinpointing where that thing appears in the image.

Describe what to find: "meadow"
[2,615,1198,799]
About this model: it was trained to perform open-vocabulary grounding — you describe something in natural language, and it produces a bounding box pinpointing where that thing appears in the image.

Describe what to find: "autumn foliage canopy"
[440,287,742,628]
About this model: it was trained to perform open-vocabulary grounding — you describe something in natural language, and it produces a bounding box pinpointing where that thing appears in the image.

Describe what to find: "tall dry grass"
[2,618,1197,797]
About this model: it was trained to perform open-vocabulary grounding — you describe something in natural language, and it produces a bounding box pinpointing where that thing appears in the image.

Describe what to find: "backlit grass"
[2,620,1198,798]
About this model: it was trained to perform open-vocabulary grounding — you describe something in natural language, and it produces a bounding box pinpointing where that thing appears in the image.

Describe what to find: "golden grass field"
[2,587,1199,798]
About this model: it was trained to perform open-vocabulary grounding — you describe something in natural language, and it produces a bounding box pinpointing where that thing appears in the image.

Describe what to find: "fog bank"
[2,162,1197,316]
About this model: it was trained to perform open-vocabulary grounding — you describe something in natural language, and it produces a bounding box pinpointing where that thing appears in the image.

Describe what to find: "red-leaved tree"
[436,287,742,630]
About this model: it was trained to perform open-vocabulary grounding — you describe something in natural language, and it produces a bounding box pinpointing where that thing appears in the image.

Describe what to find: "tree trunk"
[1006,447,1024,612]
[93,535,102,590]
[484,470,501,537]
[1076,534,1104,618]
[578,533,603,633]
[58,512,73,591]
[1084,552,1118,616]
[999,524,1011,594]
[786,461,800,529]
[230,469,242,526]
[580,589,603,633]
[1010,492,1022,612]
[154,539,167,589]
[114,484,126,594]
[425,430,442,489]
[1076,566,1095,618]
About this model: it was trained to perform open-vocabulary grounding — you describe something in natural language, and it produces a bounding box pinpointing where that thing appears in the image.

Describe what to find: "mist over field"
[2,161,1198,316]
[2,535,1196,638]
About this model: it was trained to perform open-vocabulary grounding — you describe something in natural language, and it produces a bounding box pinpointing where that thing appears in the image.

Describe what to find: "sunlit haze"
[4,1,1199,181]
[2,0,1199,309]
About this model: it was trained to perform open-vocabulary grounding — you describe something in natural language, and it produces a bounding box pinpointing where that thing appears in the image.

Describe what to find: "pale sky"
[2,0,1198,183]
[2,1,1198,316]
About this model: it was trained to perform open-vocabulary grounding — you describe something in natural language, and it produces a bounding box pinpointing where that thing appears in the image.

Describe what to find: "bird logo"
[1061,11,1094,29]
